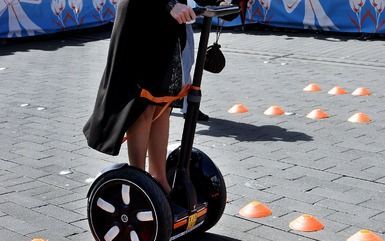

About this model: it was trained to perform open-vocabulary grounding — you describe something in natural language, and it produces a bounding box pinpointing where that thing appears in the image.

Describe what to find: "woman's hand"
[170,3,196,24]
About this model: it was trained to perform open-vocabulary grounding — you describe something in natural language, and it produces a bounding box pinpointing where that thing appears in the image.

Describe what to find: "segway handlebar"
[193,5,240,18]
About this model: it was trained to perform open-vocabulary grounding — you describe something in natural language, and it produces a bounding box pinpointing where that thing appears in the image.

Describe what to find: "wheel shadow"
[180,232,242,241]
[195,117,312,142]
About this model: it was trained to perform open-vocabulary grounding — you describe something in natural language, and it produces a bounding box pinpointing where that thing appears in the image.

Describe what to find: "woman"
[83,0,196,194]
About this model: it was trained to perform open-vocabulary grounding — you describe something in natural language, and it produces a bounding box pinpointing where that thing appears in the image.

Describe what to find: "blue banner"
[0,0,117,38]
[1,0,384,38]
[224,0,385,33]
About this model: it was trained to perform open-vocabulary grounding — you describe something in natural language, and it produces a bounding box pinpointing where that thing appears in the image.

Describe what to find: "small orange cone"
[31,239,46,241]
[239,201,272,218]
[289,214,324,232]
[264,106,285,116]
[228,104,249,114]
[348,112,372,123]
[306,109,329,120]
[303,83,321,92]
[347,230,384,241]
[328,86,348,95]
[352,87,371,96]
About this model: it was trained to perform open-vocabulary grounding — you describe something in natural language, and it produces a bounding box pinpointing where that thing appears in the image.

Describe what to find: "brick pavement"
[0,26,385,241]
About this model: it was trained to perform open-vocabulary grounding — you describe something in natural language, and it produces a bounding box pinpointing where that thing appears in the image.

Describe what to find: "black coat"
[83,0,186,156]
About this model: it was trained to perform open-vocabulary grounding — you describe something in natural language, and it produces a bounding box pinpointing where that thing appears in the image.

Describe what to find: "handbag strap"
[214,18,225,45]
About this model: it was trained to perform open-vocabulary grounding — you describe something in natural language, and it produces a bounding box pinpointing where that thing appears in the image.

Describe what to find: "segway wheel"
[167,147,226,233]
[87,166,172,241]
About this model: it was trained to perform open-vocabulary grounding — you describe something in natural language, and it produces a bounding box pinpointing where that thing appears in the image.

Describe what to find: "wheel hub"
[121,214,129,223]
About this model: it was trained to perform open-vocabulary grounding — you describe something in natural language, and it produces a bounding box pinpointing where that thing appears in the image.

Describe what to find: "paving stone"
[33,188,74,201]
[315,198,381,219]
[208,224,271,241]
[0,227,30,241]
[0,215,45,235]
[0,176,34,188]
[70,218,89,230]
[333,176,385,193]
[271,197,336,218]
[1,192,48,209]
[7,165,50,179]
[0,159,20,169]
[66,230,94,241]
[326,211,385,233]
[264,185,326,205]
[306,187,371,205]
[371,211,385,223]
[7,180,51,193]
[0,201,84,237]
[358,198,385,212]
[0,186,14,195]
[291,176,353,193]
[33,204,85,223]
[326,164,385,181]
[18,184,57,197]
[60,198,87,211]
[274,165,342,181]
[247,224,315,241]
[38,174,86,190]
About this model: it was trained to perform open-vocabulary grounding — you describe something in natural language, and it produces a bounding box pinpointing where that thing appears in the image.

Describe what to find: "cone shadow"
[196,117,313,142]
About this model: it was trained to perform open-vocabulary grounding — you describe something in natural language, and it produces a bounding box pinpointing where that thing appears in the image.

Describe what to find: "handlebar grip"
[193,7,207,16]
[193,5,240,18]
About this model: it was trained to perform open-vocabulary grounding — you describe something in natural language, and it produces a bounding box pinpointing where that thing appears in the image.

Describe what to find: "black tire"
[87,166,172,241]
[167,147,226,233]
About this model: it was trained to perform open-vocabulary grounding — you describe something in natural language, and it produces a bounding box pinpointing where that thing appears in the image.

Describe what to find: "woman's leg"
[126,105,156,170]
[148,107,172,194]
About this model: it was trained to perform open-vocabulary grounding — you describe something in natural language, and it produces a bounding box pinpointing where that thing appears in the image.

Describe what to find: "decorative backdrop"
[1,0,384,38]
[0,0,118,38]
[226,0,385,33]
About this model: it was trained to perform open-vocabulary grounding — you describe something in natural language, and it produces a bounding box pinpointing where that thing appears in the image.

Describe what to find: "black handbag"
[204,20,226,73]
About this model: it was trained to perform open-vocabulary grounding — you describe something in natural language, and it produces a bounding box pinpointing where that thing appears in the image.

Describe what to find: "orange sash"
[122,85,200,143]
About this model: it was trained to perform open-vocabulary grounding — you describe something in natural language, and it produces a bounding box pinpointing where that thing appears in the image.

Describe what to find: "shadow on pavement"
[180,232,241,241]
[0,24,112,57]
[195,117,312,142]
[194,22,384,42]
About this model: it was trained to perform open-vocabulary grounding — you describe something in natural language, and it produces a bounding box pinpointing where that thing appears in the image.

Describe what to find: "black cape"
[83,0,186,156]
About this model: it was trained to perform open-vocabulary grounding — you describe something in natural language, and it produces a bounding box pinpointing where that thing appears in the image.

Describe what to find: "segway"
[87,5,240,241]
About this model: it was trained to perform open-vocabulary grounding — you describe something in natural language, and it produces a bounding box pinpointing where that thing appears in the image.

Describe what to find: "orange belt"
[122,84,200,143]
[140,84,200,121]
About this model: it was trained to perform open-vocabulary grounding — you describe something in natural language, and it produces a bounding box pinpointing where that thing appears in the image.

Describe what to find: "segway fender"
[86,163,128,197]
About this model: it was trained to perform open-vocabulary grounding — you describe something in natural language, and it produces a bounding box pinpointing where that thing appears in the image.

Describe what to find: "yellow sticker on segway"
[187,213,198,230]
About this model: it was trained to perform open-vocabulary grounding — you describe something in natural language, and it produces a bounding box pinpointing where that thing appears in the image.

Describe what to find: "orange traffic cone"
[228,104,249,114]
[348,112,372,123]
[306,109,329,120]
[303,83,321,92]
[347,230,384,241]
[289,214,324,232]
[239,201,272,218]
[352,87,371,96]
[31,239,46,241]
[264,106,285,116]
[328,86,348,95]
